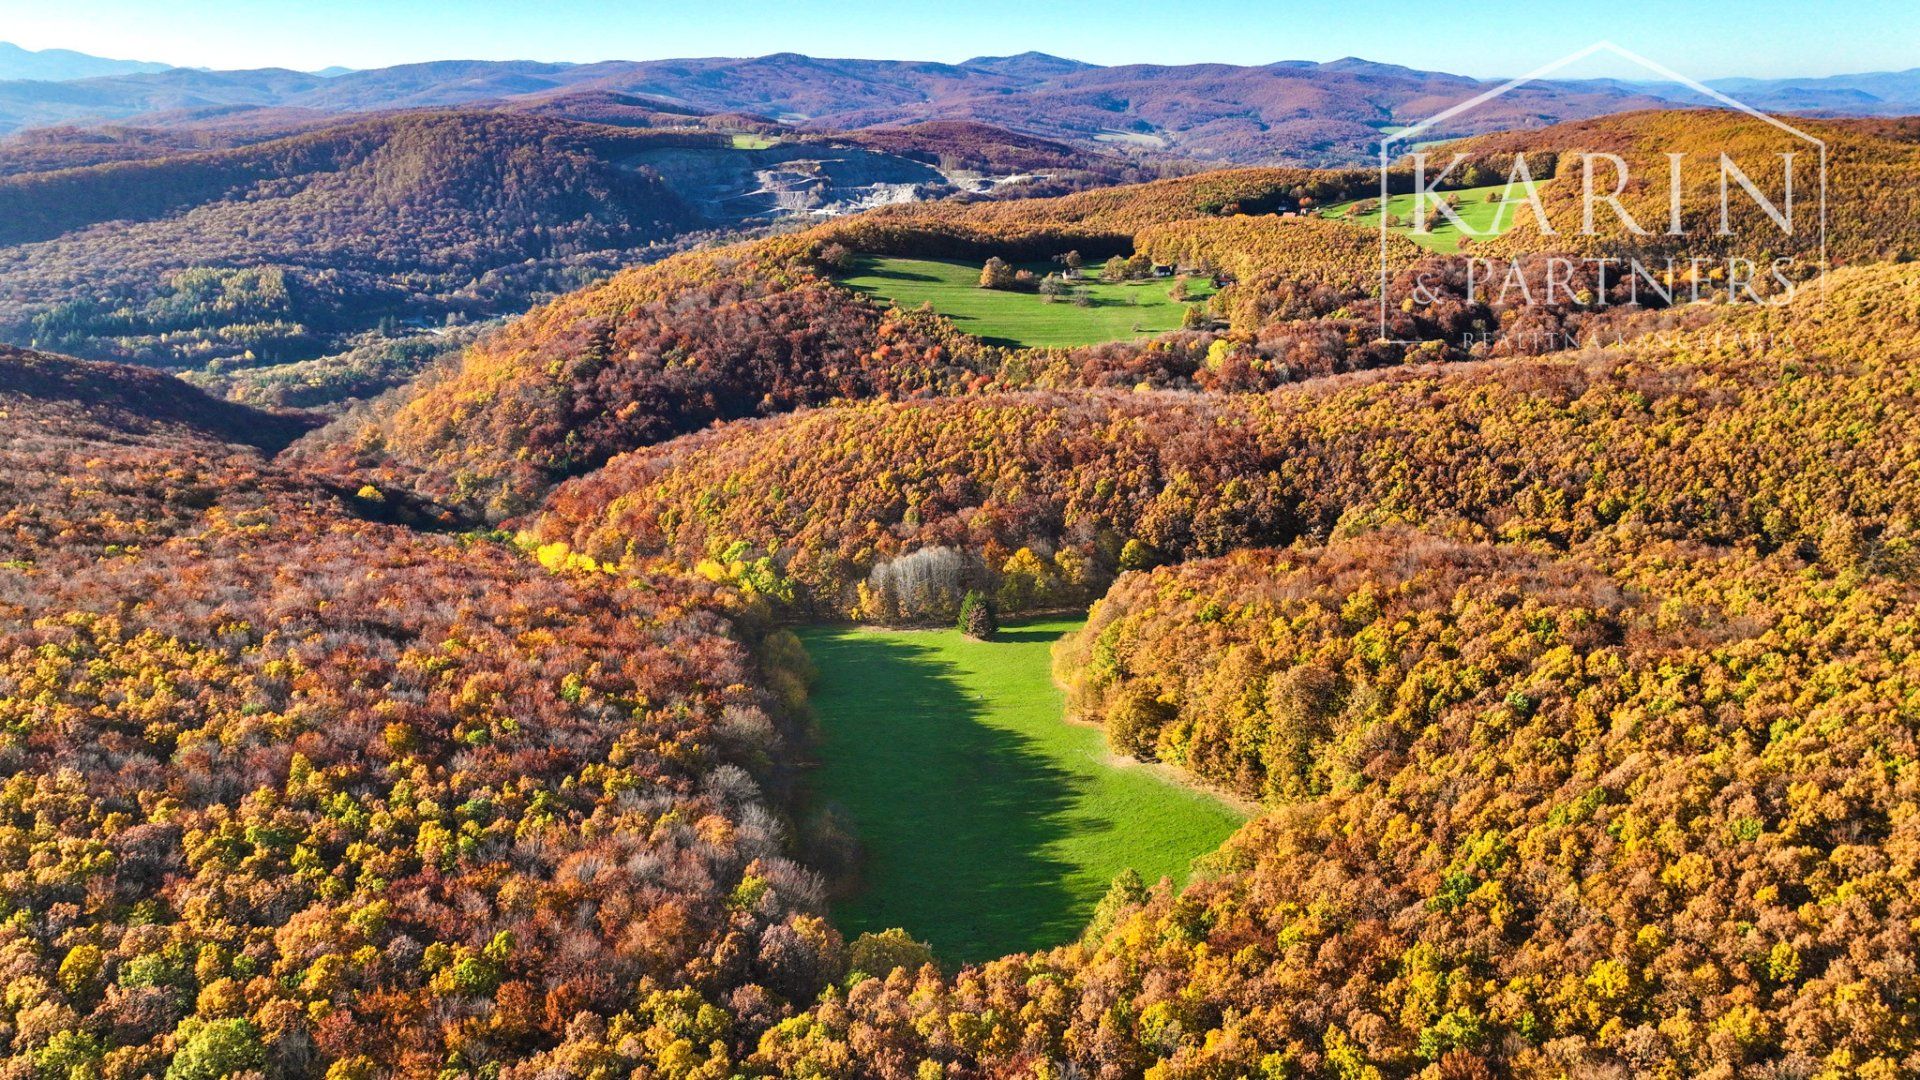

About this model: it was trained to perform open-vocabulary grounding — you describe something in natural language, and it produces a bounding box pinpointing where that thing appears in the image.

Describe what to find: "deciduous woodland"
[2,107,1920,1078]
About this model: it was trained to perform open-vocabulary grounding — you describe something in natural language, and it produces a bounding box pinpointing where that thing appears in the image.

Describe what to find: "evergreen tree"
[957,590,998,640]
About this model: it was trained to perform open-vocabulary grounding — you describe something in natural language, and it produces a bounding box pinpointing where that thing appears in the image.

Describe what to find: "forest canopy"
[5,106,1920,1079]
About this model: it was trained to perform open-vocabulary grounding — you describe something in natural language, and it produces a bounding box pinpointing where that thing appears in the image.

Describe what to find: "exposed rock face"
[621,142,961,222]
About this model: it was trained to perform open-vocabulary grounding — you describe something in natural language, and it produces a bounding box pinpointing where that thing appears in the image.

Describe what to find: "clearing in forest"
[841,256,1211,349]
[800,617,1245,963]
[1319,179,1546,252]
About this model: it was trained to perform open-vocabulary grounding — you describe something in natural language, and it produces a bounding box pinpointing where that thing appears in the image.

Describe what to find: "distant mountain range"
[0,45,1914,165]
[0,41,171,81]
[1696,69,1920,113]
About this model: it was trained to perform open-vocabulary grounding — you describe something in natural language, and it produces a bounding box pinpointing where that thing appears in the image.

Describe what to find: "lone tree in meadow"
[979,257,1015,290]
[817,242,855,272]
[958,590,998,640]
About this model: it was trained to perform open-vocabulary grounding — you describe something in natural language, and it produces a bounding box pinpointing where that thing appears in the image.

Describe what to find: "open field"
[1319,180,1546,252]
[800,617,1246,963]
[841,256,1211,349]
[729,133,780,149]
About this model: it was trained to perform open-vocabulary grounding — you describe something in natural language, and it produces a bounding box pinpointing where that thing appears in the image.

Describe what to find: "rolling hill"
[0,107,1076,372]
[0,110,706,368]
[0,40,171,81]
[0,344,323,562]
[0,122,306,176]
[300,163,1401,514]
[6,50,1892,165]
[0,342,835,1077]
[5,80,1920,1079]
[1443,111,1920,265]
[365,251,1920,1076]
[319,110,1920,518]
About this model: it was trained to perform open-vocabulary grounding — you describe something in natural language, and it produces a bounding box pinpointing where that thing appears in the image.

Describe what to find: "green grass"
[842,256,1211,349]
[1319,180,1548,253]
[799,617,1246,963]
[729,133,779,149]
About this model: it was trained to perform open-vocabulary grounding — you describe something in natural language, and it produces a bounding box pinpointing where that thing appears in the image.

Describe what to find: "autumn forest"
[0,31,1918,1080]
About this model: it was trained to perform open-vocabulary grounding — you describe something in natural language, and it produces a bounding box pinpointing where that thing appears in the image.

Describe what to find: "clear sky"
[4,0,1914,81]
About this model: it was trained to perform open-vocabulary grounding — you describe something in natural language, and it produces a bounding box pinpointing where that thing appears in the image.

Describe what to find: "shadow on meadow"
[800,628,1088,963]
[989,627,1061,644]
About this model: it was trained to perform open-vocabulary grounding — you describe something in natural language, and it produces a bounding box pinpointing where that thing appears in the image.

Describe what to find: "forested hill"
[0,344,329,565]
[6,49,1918,165]
[822,120,1144,177]
[0,344,317,452]
[0,52,1698,163]
[0,111,715,370]
[4,97,1920,1077]
[0,342,837,1078]
[10,219,1920,1079]
[0,104,1154,379]
[313,111,1920,518]
[0,123,313,178]
[0,109,702,248]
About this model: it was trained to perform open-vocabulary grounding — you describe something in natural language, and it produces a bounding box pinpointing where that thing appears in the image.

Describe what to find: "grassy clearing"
[841,256,1211,349]
[800,617,1245,963]
[729,133,780,149]
[1319,180,1548,253]
[1092,130,1168,149]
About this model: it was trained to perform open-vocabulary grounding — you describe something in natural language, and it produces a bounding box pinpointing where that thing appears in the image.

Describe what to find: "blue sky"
[3,0,1914,80]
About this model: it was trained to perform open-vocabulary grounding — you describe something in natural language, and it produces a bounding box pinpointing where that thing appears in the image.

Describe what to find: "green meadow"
[841,256,1210,349]
[1320,180,1547,252]
[800,617,1246,963]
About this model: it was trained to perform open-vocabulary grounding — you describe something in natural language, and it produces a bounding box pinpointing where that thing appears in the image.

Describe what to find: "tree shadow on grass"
[801,629,1086,964]
[861,265,942,283]
[991,628,1060,644]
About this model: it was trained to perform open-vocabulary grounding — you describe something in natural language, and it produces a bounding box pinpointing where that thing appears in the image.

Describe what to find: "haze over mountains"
[3,42,1919,164]
[0,40,172,81]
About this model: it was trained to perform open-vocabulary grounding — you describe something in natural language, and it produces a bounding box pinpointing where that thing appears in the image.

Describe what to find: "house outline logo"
[1375,40,1828,344]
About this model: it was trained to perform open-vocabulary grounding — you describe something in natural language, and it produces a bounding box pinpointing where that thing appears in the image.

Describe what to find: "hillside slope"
[0,345,842,1078]
[0,106,1134,376]
[0,344,324,562]
[299,165,1381,514]
[527,260,1920,1077]
[0,52,1733,164]
[0,111,726,368]
[1450,112,1920,264]
[326,111,1920,516]
[5,112,1920,1079]
[525,261,1918,619]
